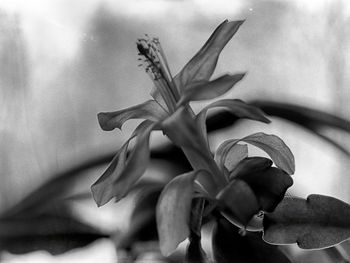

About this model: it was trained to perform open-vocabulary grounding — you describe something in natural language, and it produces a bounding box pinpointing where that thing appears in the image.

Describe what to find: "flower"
[91,20,295,256]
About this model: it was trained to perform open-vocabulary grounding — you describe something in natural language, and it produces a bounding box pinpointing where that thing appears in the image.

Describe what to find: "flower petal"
[162,106,208,154]
[91,120,156,206]
[150,86,168,110]
[214,133,295,175]
[196,99,270,148]
[97,100,167,131]
[240,133,295,175]
[178,73,245,105]
[162,106,227,191]
[214,140,248,174]
[156,170,206,256]
[175,20,244,91]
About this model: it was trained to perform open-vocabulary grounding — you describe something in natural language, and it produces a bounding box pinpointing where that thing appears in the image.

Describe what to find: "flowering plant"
[92,20,350,262]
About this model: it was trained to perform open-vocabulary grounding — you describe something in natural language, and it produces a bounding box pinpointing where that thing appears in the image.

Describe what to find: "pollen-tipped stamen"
[137,37,178,112]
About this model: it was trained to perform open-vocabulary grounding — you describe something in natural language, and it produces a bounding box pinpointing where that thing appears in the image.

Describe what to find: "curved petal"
[196,99,270,144]
[156,170,206,256]
[175,20,244,91]
[198,99,270,125]
[97,100,168,131]
[240,133,295,175]
[178,73,245,105]
[214,140,248,174]
[91,120,156,206]
[214,133,295,175]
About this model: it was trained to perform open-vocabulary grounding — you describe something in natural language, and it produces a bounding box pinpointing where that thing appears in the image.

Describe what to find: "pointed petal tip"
[91,183,114,207]
[237,72,247,79]
[231,72,247,84]
[228,19,245,25]
[263,117,272,124]
[160,246,176,257]
[91,185,104,207]
[97,112,121,131]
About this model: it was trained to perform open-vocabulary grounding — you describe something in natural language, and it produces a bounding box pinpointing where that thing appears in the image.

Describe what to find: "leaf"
[253,100,350,132]
[216,179,260,226]
[212,218,292,263]
[0,206,107,255]
[0,233,106,255]
[91,121,156,206]
[175,20,244,91]
[236,167,293,212]
[241,133,295,175]
[156,170,204,256]
[97,100,167,131]
[178,74,245,105]
[263,194,350,249]
[214,140,248,173]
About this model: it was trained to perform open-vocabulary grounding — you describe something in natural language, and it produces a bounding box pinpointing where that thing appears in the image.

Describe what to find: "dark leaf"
[229,157,273,179]
[263,195,350,249]
[216,179,260,226]
[0,234,106,255]
[236,167,293,212]
[253,100,350,133]
[212,218,292,263]
[0,208,107,255]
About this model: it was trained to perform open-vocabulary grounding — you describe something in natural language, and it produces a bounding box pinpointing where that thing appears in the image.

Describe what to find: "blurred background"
[0,0,349,262]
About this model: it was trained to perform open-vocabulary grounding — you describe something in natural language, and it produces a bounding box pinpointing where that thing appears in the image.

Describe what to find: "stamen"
[153,39,180,97]
[150,40,179,100]
[136,36,178,112]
